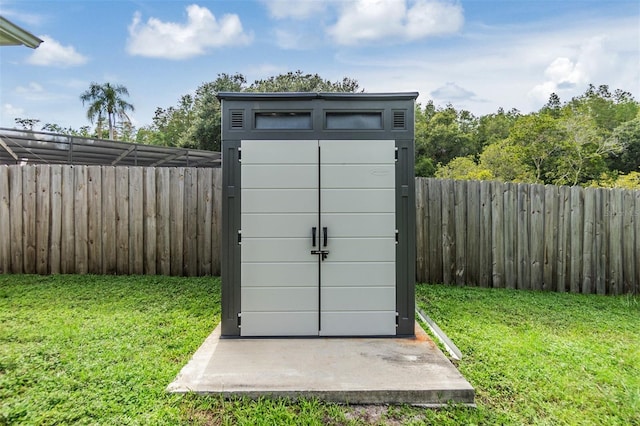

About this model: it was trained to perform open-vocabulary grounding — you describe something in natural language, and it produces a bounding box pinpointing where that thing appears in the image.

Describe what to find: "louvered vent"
[393,110,406,129]
[230,110,244,129]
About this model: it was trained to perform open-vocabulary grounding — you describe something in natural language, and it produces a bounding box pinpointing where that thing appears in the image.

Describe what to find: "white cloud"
[528,36,622,104]
[431,82,479,102]
[2,103,25,118]
[328,0,463,45]
[0,8,43,26]
[26,36,87,67]
[262,0,327,20]
[15,82,44,95]
[126,5,253,60]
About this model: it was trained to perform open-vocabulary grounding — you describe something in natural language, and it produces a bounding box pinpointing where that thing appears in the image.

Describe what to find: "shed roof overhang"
[0,16,43,49]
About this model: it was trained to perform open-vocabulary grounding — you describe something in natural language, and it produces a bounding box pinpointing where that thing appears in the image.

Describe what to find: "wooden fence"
[416,178,639,295]
[0,165,222,276]
[1,166,638,295]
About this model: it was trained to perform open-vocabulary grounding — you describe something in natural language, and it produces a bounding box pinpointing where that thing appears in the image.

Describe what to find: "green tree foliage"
[605,114,640,174]
[414,103,477,172]
[435,156,493,180]
[425,85,638,187]
[80,82,134,140]
[139,71,360,151]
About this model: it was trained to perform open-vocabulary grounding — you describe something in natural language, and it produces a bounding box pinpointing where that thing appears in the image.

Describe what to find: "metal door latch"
[310,249,330,260]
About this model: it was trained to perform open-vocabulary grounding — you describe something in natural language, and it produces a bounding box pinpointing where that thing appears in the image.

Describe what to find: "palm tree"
[80,82,134,140]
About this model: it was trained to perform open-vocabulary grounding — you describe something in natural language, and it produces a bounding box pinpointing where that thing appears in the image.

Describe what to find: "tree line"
[12,73,639,188]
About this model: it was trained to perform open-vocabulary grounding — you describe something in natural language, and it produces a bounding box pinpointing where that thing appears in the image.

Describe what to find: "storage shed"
[218,92,417,337]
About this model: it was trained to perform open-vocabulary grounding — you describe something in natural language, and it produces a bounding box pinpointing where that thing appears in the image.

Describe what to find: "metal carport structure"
[0,128,220,168]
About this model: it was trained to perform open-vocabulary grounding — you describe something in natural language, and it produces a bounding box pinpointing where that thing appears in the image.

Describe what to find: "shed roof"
[0,16,43,49]
[217,92,419,101]
[0,128,220,168]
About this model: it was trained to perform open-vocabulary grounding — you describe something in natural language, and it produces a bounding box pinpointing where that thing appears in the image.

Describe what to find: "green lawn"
[1,275,638,425]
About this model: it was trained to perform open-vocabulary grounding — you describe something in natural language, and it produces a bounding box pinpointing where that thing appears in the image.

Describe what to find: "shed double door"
[240,139,396,336]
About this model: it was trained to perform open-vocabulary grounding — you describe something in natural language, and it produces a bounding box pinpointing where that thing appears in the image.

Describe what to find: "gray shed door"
[240,139,396,336]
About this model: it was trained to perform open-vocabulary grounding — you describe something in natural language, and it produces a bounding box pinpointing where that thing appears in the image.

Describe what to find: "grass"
[1,275,638,425]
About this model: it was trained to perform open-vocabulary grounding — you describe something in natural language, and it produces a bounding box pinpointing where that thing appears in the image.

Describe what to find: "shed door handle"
[312,227,317,247]
[323,227,328,247]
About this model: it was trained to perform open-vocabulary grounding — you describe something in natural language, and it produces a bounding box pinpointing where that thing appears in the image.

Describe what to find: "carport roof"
[0,16,43,49]
[0,128,220,168]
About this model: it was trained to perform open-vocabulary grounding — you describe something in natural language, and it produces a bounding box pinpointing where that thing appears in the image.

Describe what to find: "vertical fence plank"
[530,184,544,290]
[115,167,129,274]
[595,188,609,295]
[503,182,517,289]
[101,167,117,274]
[466,180,480,286]
[428,179,443,283]
[183,167,198,276]
[74,166,88,274]
[170,168,185,276]
[543,185,557,291]
[129,167,144,275]
[581,188,596,294]
[198,168,212,276]
[61,166,75,273]
[516,183,530,290]
[415,178,426,282]
[441,179,455,284]
[212,167,223,276]
[454,180,467,285]
[10,166,24,273]
[156,168,171,275]
[49,166,62,274]
[143,168,157,275]
[556,186,571,292]
[0,166,10,274]
[87,166,102,274]
[491,181,505,288]
[608,189,623,295]
[622,190,636,294]
[569,186,583,293]
[35,166,50,275]
[22,166,36,274]
[479,181,492,287]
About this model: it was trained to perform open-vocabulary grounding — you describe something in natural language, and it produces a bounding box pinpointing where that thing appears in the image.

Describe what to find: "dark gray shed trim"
[219,92,417,337]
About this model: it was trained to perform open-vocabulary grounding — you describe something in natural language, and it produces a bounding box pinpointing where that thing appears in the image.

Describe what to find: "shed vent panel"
[231,110,244,129]
[393,111,406,130]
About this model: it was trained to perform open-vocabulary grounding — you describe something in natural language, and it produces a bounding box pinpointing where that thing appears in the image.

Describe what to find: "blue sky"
[1,0,638,131]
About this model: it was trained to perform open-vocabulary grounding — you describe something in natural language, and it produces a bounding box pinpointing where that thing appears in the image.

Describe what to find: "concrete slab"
[167,323,474,406]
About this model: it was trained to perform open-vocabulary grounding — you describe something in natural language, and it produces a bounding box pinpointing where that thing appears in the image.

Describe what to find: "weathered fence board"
[169,168,184,276]
[23,166,36,274]
[61,166,75,273]
[49,165,62,274]
[503,182,517,289]
[156,167,171,275]
[454,180,466,285]
[441,179,455,284]
[36,166,50,275]
[143,168,157,275]
[129,167,144,275]
[415,178,638,295]
[87,166,102,274]
[1,167,638,295]
[479,181,492,287]
[543,184,557,291]
[74,166,88,274]
[102,167,117,274]
[0,166,9,274]
[491,181,504,288]
[9,166,23,273]
[115,167,129,274]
